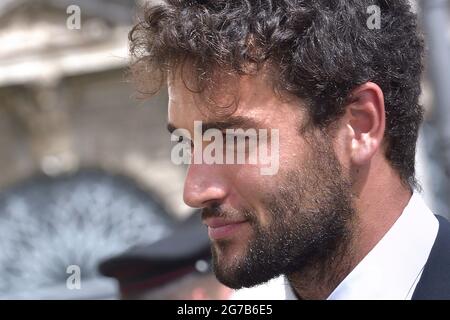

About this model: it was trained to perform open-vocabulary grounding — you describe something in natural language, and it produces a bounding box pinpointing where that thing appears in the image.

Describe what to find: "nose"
[183,163,228,209]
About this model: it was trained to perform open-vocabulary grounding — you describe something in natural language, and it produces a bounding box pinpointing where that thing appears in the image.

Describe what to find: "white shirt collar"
[283,192,439,300]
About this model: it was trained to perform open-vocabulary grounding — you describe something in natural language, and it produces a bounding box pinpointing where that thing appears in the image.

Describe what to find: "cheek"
[226,164,283,226]
[225,164,267,206]
[225,129,307,194]
[221,133,309,222]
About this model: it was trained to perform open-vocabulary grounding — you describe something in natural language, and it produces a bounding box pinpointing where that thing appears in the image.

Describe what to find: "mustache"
[201,204,227,220]
[201,204,254,222]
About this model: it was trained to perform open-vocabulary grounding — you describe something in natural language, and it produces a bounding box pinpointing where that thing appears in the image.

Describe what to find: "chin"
[212,240,235,259]
[212,239,243,261]
[210,243,254,289]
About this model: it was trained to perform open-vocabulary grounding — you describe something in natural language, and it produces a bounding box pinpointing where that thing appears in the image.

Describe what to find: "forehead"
[167,71,303,131]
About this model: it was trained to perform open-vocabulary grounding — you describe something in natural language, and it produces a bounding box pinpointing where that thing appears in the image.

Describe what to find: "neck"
[286,224,357,300]
[287,161,413,300]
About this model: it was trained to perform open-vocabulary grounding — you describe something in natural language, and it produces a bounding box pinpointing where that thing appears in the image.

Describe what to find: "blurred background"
[0,0,448,299]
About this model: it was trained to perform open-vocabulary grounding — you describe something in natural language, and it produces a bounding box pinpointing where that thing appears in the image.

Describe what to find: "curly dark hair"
[129,0,424,189]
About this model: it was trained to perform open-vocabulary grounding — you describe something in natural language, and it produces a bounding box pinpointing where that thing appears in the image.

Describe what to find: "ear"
[345,82,386,166]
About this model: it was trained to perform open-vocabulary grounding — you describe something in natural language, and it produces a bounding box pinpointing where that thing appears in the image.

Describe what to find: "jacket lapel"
[412,215,450,300]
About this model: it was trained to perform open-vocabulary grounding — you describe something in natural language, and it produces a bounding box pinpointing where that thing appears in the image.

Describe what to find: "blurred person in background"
[128,0,450,300]
[99,214,232,300]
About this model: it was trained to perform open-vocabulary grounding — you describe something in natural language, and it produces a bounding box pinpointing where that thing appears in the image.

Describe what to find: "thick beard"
[210,137,356,289]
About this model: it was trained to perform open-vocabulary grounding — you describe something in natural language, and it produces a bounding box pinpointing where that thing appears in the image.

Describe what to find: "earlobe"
[347,82,386,166]
[351,133,378,165]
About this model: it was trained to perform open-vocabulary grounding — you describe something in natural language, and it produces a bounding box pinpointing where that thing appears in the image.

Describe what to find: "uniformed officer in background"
[99,214,232,300]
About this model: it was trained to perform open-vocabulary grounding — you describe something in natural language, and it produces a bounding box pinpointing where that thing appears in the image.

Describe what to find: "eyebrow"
[167,116,264,135]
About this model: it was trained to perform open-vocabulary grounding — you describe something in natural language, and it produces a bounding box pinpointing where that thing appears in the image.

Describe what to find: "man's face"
[168,71,355,289]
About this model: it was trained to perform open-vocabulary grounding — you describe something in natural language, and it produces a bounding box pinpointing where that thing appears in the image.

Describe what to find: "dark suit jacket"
[412,215,450,299]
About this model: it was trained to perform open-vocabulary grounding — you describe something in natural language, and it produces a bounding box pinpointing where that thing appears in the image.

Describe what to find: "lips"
[203,218,248,240]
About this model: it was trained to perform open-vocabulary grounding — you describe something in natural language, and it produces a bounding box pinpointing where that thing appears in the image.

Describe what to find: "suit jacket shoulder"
[412,215,450,300]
